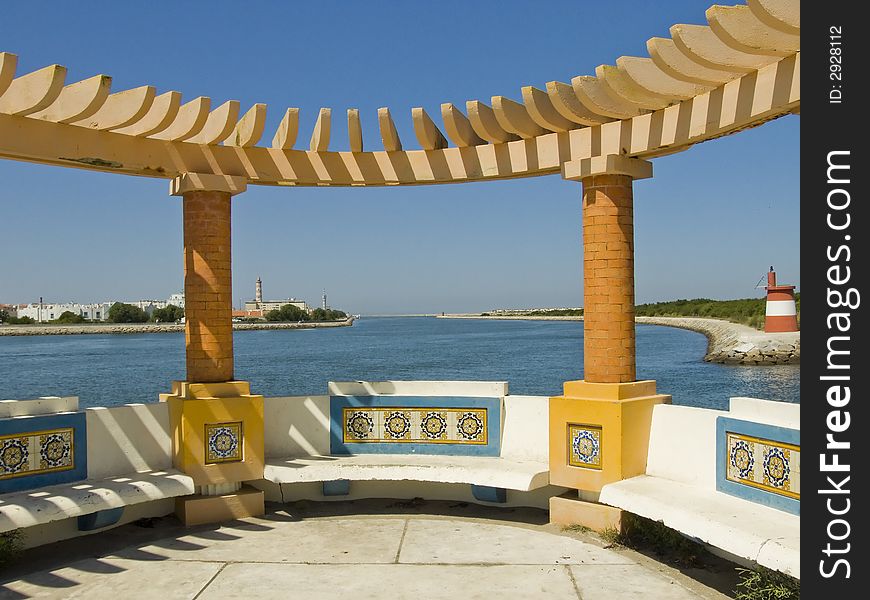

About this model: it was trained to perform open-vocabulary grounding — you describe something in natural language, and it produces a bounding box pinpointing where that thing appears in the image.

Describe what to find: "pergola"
[0,0,799,523]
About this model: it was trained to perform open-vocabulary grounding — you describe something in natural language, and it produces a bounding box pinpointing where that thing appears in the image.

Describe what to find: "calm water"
[0,317,799,410]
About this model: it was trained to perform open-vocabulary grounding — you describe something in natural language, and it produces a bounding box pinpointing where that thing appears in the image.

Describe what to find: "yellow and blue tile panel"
[716,417,799,515]
[330,396,500,456]
[205,421,244,464]
[0,412,87,493]
[567,423,602,470]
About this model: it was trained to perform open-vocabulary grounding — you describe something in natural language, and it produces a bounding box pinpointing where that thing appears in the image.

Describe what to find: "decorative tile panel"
[725,432,800,499]
[0,412,87,494]
[567,424,602,470]
[330,396,501,456]
[0,428,74,479]
[342,407,487,445]
[716,417,799,515]
[205,421,243,464]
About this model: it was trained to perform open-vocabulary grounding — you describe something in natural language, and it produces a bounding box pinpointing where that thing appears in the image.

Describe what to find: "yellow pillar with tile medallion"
[549,156,670,530]
[160,173,265,526]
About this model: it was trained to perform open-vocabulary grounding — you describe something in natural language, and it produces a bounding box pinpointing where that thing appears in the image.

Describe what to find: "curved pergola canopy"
[0,0,799,187]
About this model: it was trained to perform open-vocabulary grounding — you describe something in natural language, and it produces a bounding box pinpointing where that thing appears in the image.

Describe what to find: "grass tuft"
[0,530,23,567]
[601,514,707,567]
[735,567,800,600]
[561,523,592,534]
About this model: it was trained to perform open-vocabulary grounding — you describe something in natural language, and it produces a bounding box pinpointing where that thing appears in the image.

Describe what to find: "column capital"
[562,155,652,182]
[170,173,248,197]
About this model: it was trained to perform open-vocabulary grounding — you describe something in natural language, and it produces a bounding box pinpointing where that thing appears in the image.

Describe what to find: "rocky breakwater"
[636,317,799,365]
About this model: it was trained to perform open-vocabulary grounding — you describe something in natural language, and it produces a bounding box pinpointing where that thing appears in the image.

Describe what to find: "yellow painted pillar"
[160,173,265,526]
[549,156,671,529]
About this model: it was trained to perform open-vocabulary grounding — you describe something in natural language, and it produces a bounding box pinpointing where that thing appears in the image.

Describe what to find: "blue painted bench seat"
[0,469,195,534]
[264,454,550,492]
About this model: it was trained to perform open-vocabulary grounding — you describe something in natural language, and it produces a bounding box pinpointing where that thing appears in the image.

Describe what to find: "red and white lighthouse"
[764,267,798,333]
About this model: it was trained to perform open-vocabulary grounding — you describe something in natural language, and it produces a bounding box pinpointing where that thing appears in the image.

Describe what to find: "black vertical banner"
[802,2,867,597]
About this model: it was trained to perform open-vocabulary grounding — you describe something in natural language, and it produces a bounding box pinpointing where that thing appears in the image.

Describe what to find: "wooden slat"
[0,64,67,116]
[226,103,267,147]
[272,107,300,149]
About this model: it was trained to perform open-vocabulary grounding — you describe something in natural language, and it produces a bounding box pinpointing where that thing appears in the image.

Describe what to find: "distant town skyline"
[0,2,799,315]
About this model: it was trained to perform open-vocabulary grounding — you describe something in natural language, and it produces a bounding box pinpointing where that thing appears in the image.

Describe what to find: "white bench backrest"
[645,404,727,489]
[86,403,173,479]
[500,395,549,463]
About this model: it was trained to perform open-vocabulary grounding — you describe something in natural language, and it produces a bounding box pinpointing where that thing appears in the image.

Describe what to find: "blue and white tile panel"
[716,416,799,515]
[330,396,501,456]
[0,412,87,494]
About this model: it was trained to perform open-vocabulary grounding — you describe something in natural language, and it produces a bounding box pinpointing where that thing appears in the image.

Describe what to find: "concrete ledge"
[600,475,799,578]
[175,485,264,526]
[0,396,79,417]
[549,493,622,531]
[264,455,549,492]
[0,469,195,533]
[328,381,509,398]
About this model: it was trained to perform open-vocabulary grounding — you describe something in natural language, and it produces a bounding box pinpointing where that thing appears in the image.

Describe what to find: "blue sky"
[0,1,799,314]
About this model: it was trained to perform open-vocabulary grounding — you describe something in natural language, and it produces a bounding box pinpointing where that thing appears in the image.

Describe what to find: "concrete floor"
[0,501,735,599]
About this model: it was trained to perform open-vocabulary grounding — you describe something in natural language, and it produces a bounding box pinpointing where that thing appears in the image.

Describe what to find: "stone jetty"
[0,318,354,336]
[437,314,799,365]
[636,316,799,365]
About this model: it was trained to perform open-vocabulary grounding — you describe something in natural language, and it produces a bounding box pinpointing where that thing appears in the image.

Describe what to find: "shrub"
[311,308,347,321]
[151,304,184,323]
[265,304,310,322]
[107,302,149,323]
[53,310,85,324]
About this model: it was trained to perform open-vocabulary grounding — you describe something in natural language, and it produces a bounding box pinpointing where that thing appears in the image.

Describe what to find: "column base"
[161,380,265,486]
[175,485,265,527]
[549,491,622,532]
[549,380,670,493]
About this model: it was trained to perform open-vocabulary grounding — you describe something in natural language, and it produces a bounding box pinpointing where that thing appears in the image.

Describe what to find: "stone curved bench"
[264,454,550,492]
[0,469,194,534]
[599,399,800,579]
[600,474,798,577]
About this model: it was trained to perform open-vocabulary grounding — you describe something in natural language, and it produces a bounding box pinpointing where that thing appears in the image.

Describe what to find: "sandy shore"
[0,318,354,336]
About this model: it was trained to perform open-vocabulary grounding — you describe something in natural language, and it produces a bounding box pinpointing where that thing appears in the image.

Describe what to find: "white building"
[243,278,310,313]
[16,302,114,322]
[167,292,185,308]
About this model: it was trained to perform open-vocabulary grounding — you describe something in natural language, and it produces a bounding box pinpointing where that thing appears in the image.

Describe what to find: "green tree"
[107,302,149,323]
[311,308,347,321]
[265,304,310,322]
[151,304,184,323]
[53,311,85,324]
[0,310,8,323]
[6,315,35,324]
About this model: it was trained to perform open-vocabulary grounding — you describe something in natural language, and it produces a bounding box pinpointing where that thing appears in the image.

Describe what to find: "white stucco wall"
[264,396,330,458]
[86,403,173,479]
[645,404,727,489]
[728,397,799,429]
[500,395,549,463]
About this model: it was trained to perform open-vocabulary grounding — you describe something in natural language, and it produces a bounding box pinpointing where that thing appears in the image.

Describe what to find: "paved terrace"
[1,501,733,600]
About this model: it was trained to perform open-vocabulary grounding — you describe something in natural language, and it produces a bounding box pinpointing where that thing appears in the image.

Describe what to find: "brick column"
[581,173,637,383]
[549,156,669,521]
[165,174,265,527]
[564,155,653,383]
[171,173,247,383]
